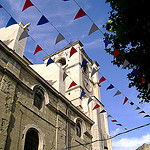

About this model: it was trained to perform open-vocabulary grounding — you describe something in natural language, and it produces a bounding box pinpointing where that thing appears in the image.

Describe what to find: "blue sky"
[0,0,150,149]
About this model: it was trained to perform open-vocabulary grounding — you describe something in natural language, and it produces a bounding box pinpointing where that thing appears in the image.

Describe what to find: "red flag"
[141,76,145,84]
[98,76,106,85]
[0,4,3,8]
[114,48,120,59]
[22,0,34,12]
[138,111,145,114]
[74,8,86,20]
[34,45,42,55]
[123,97,128,105]
[68,81,77,89]
[92,104,100,110]
[70,47,77,57]
[111,120,117,122]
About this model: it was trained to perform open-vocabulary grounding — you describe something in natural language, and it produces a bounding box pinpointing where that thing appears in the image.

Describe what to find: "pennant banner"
[80,90,86,99]
[34,45,42,55]
[98,76,106,85]
[144,115,150,118]
[37,15,49,25]
[6,17,17,28]
[111,119,117,122]
[114,48,120,59]
[88,23,99,36]
[74,8,86,20]
[138,111,145,114]
[68,81,77,89]
[0,4,3,8]
[99,109,106,114]
[141,76,145,85]
[104,37,110,48]
[55,33,65,45]
[107,115,112,118]
[87,97,93,105]
[63,72,68,81]
[22,0,34,12]
[93,104,100,110]
[70,47,77,57]
[81,59,88,68]
[107,84,114,90]
[123,97,128,105]
[130,69,138,75]
[135,107,140,110]
[91,68,97,77]
[122,59,129,69]
[46,58,54,66]
[113,90,121,97]
[116,123,122,126]
[130,102,134,106]
[19,30,29,41]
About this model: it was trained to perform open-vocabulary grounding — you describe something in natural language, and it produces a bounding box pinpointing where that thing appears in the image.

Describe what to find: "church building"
[0,22,112,149]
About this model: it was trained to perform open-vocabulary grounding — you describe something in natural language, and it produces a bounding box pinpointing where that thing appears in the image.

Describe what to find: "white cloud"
[112,134,150,150]
[84,39,103,48]
[110,128,121,136]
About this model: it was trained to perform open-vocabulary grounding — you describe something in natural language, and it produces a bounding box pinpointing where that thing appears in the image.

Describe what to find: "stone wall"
[0,42,93,150]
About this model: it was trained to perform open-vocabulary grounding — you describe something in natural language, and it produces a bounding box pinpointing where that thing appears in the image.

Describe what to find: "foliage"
[104,0,150,102]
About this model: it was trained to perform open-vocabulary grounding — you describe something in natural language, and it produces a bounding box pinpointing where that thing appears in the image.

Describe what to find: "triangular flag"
[19,30,29,41]
[98,76,106,85]
[122,59,129,69]
[81,59,88,68]
[135,107,140,110]
[104,146,108,149]
[91,68,97,77]
[113,90,121,97]
[88,23,99,36]
[87,97,93,105]
[70,47,77,57]
[68,81,77,89]
[123,97,128,105]
[74,8,86,20]
[22,0,34,12]
[37,15,49,25]
[93,104,100,110]
[106,84,114,90]
[130,102,134,106]
[114,48,120,59]
[116,123,122,126]
[63,0,70,1]
[80,90,86,99]
[46,58,54,66]
[144,115,150,118]
[34,45,42,55]
[63,72,68,81]
[99,109,106,114]
[6,17,17,28]
[141,76,145,84]
[55,33,65,45]
[0,4,3,8]
[148,83,150,91]
[107,115,112,118]
[104,37,110,48]
[124,128,128,130]
[130,69,138,75]
[111,120,117,122]
[138,111,145,114]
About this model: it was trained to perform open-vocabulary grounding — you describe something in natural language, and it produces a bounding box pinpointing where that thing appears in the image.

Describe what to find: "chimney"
[0,22,30,58]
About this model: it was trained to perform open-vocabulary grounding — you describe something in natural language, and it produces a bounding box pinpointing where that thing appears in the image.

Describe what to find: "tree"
[104,0,150,103]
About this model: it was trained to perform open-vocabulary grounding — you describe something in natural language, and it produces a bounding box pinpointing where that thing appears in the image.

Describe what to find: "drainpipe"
[66,106,69,150]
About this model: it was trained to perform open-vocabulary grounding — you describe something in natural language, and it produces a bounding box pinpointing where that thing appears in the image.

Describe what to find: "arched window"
[24,129,39,150]
[33,87,44,110]
[76,122,81,137]
[57,58,66,66]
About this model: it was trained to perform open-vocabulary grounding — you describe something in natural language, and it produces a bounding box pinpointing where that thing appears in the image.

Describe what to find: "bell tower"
[31,40,112,150]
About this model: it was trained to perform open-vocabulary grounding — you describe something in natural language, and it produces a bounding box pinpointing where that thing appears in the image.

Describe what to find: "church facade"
[0,23,112,150]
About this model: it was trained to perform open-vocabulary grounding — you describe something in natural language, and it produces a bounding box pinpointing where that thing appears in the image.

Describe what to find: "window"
[33,87,44,110]
[76,122,81,137]
[24,129,39,150]
[57,58,66,66]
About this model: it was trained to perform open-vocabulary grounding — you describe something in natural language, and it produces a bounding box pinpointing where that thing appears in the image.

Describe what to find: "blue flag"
[104,37,110,48]
[46,58,54,66]
[130,69,138,75]
[6,17,17,27]
[107,84,114,90]
[81,59,88,68]
[80,90,86,99]
[37,15,49,25]
[99,109,106,114]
